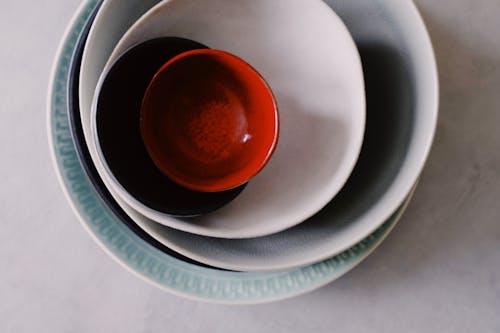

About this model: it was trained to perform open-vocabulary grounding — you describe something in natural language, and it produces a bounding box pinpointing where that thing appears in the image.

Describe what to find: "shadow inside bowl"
[314,42,415,225]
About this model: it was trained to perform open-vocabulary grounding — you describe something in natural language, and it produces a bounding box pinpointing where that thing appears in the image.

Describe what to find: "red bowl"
[140,49,279,192]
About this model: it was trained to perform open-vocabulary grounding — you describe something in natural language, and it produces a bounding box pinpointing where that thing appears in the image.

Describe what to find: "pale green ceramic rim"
[47,0,410,304]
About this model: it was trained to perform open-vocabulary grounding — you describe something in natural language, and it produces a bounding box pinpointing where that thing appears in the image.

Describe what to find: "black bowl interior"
[67,1,226,270]
[95,38,247,217]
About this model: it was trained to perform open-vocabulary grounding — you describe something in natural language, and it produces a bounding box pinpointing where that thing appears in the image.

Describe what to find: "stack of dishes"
[48,0,438,304]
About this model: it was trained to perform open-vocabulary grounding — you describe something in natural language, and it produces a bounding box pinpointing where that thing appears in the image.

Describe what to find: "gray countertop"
[1,0,499,332]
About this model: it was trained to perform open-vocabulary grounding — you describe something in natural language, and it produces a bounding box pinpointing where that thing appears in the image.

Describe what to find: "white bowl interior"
[89,0,366,238]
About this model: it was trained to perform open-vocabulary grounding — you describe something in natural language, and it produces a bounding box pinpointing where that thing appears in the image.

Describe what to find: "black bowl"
[67,1,226,270]
[94,38,247,217]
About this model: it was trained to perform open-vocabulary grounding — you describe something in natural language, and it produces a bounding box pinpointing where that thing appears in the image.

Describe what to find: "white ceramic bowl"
[79,0,437,270]
[105,0,438,271]
[87,0,366,238]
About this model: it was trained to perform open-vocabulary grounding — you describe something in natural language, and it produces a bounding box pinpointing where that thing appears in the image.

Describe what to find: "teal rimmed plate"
[47,0,415,304]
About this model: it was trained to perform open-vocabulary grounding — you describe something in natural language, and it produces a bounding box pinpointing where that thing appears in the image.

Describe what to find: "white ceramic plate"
[89,0,366,238]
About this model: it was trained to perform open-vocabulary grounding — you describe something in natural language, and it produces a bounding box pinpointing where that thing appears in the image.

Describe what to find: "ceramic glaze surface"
[140,49,278,192]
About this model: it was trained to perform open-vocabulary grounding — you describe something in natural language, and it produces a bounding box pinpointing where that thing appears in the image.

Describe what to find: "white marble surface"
[1,0,499,331]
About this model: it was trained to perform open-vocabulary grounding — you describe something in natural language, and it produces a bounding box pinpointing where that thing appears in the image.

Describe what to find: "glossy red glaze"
[140,49,279,192]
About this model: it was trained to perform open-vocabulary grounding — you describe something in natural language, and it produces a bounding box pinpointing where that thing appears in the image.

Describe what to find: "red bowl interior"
[140,49,279,192]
